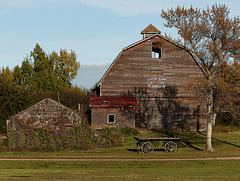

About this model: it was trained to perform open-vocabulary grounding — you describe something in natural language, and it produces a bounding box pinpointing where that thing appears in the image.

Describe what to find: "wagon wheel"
[141,142,154,153]
[165,141,178,152]
[136,142,142,152]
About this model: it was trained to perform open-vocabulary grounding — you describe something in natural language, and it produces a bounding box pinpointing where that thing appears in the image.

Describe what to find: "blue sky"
[0,0,239,88]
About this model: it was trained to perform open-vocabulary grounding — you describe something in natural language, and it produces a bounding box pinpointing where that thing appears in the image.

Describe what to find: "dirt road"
[0,157,240,161]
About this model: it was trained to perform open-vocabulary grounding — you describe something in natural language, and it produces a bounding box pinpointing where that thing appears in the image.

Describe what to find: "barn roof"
[96,25,209,88]
[90,95,137,108]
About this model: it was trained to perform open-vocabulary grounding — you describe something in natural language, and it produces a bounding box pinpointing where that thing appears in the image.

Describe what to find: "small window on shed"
[152,42,162,59]
[108,114,115,123]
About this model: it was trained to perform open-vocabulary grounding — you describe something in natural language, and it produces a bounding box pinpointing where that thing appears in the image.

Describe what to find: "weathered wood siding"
[97,36,207,130]
[101,37,204,97]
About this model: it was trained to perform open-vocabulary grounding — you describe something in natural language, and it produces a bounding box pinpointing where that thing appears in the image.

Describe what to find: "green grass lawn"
[0,160,240,180]
[0,128,239,180]
[1,128,239,159]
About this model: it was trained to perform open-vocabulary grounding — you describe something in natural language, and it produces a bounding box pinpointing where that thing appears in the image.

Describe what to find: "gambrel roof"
[96,32,209,88]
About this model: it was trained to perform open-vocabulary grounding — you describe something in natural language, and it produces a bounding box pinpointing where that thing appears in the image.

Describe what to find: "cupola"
[141,24,161,39]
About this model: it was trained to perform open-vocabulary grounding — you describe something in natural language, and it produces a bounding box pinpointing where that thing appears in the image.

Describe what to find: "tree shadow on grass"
[163,131,204,151]
[179,140,203,151]
[198,131,240,149]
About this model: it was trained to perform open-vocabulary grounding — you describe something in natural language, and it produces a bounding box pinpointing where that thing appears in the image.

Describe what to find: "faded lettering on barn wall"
[148,77,167,88]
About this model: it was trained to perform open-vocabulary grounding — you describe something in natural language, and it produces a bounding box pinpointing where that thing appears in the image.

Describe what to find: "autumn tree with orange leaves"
[215,61,240,124]
[161,4,240,151]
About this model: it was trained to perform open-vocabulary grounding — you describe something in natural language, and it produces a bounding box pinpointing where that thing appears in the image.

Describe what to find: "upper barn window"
[152,42,162,59]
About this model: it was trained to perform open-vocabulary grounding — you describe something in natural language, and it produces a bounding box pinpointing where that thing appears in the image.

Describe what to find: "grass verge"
[0,128,239,180]
[0,128,240,159]
[0,160,240,180]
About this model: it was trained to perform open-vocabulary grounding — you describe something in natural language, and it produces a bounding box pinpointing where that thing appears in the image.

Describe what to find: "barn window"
[152,42,162,59]
[108,114,115,123]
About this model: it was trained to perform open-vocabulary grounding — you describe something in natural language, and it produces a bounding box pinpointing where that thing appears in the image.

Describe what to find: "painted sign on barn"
[148,77,167,88]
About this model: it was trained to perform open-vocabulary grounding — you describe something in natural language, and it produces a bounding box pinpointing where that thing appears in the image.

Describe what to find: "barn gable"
[7,98,81,131]
[91,24,208,131]
[96,27,208,96]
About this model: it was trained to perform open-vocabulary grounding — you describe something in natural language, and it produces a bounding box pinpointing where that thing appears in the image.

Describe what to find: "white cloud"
[72,0,175,16]
[1,0,239,17]
[71,62,110,88]
[0,0,75,8]
[81,62,111,67]
[69,0,239,17]
[0,0,40,8]
[0,10,8,15]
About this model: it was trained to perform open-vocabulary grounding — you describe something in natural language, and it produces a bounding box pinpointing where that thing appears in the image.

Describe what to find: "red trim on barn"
[90,95,137,109]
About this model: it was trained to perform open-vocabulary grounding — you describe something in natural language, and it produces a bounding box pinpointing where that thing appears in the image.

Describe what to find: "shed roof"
[90,95,137,108]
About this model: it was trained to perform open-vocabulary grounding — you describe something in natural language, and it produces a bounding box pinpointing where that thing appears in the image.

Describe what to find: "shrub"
[8,123,113,151]
[121,127,139,136]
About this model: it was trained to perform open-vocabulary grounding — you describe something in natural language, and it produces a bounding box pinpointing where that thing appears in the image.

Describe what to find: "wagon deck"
[134,136,181,153]
[134,137,181,142]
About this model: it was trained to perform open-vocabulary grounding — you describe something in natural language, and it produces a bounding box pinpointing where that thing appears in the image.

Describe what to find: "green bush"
[97,128,124,146]
[0,137,8,152]
[120,127,139,136]
[8,124,113,151]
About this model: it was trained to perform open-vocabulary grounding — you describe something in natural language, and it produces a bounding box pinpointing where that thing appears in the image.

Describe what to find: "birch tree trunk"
[206,113,216,151]
[206,81,216,152]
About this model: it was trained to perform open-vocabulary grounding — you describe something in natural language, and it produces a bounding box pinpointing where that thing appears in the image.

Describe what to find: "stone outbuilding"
[7,98,81,132]
[7,98,115,150]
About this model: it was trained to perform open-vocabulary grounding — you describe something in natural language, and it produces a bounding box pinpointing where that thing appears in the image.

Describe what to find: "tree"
[31,43,53,90]
[215,61,240,125]
[31,86,93,112]
[0,44,81,133]
[0,67,31,133]
[15,44,80,91]
[161,4,240,151]
[49,49,79,90]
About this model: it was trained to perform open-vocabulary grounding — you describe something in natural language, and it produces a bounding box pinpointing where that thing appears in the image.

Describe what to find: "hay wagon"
[134,137,181,153]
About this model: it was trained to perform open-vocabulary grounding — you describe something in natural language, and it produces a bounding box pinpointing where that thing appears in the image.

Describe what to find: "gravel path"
[0,157,240,161]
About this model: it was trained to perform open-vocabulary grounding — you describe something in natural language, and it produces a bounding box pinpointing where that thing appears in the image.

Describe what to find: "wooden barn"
[90,24,208,131]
